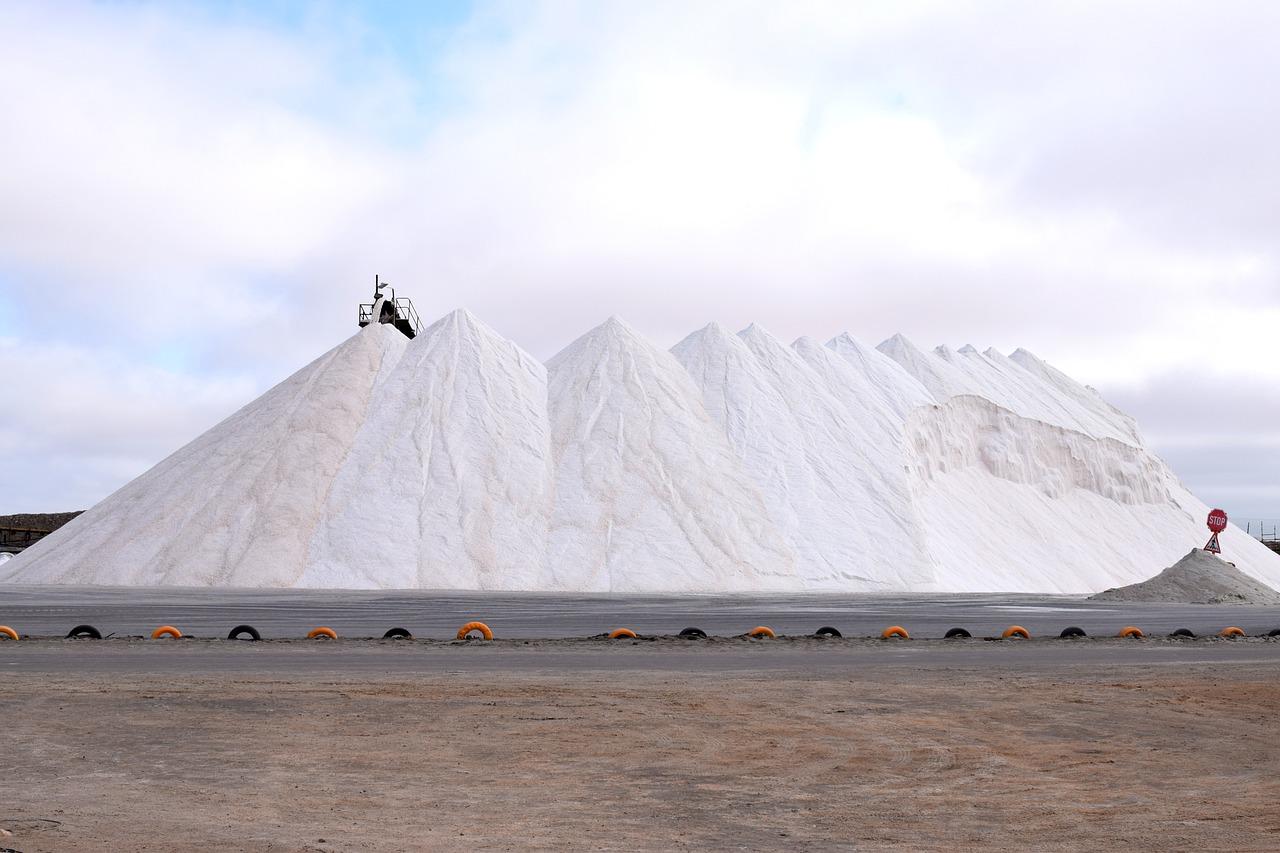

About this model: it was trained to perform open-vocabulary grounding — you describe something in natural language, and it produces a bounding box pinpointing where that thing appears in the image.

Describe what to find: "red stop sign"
[1207,508,1228,533]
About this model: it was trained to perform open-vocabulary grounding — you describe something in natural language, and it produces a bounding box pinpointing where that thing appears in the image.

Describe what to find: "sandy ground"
[3,650,1280,851]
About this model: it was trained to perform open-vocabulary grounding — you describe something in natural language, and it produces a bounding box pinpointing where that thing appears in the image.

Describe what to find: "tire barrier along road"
[8,621,1280,642]
[456,621,493,641]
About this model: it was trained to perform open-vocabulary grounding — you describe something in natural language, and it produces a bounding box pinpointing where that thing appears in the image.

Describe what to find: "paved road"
[3,586,1280,641]
[3,635,1279,675]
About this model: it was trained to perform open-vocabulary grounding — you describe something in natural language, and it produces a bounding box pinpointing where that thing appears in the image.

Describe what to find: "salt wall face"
[5,310,1279,592]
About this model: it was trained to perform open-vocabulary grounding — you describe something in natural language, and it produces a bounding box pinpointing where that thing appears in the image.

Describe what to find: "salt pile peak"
[823,332,934,421]
[547,317,797,591]
[6,323,409,586]
[302,309,553,590]
[4,309,1279,593]
[673,322,933,589]
[877,333,978,401]
[881,333,1143,446]
[1009,347,1141,444]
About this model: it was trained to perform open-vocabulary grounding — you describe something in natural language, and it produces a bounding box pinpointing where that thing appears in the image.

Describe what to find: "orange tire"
[457,621,493,640]
[0,626,18,641]
[1219,626,1246,638]
[1002,625,1030,640]
[608,628,638,639]
[151,625,182,639]
[748,626,776,639]
[307,627,338,640]
[882,625,909,640]
[1118,626,1145,639]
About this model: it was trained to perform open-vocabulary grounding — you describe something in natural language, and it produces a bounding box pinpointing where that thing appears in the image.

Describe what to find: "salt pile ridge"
[5,309,1279,592]
[546,318,796,591]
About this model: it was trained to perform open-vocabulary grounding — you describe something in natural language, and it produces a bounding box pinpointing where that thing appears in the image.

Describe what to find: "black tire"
[813,626,842,638]
[382,627,413,639]
[1269,629,1280,638]
[1170,628,1196,638]
[1059,626,1087,638]
[944,627,972,639]
[227,624,261,641]
[679,627,708,639]
[66,624,101,640]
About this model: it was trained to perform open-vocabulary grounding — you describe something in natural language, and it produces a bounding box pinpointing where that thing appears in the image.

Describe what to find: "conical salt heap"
[5,309,1279,592]
[1089,549,1280,604]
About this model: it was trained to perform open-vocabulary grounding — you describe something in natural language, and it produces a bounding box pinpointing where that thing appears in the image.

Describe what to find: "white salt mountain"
[547,317,797,591]
[672,323,932,589]
[824,332,933,422]
[5,309,1279,592]
[5,323,409,585]
[301,310,553,590]
[1008,347,1141,444]
[904,394,1199,592]
[877,333,978,402]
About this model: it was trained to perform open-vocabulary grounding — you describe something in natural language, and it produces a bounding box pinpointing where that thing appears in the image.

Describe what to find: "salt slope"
[877,334,977,401]
[672,323,934,589]
[947,345,1136,444]
[5,324,409,585]
[814,333,1278,592]
[878,334,1139,446]
[903,395,1280,592]
[546,317,798,591]
[824,332,935,422]
[1009,347,1141,444]
[300,310,552,589]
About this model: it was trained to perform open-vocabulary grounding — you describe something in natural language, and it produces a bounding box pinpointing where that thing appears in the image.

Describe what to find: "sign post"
[1204,508,1228,554]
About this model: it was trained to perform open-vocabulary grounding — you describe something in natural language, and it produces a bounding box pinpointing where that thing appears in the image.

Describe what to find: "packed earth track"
[3,591,1280,850]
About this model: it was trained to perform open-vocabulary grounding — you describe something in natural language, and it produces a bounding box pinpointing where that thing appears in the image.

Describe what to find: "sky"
[0,0,1277,525]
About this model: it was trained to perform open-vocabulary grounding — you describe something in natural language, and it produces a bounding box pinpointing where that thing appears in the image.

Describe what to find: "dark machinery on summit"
[358,275,421,339]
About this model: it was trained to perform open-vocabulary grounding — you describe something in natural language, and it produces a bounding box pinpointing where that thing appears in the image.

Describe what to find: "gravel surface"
[2,653,1278,851]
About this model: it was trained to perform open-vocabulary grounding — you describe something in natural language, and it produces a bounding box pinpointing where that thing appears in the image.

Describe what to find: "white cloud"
[0,0,1276,513]
[0,337,253,512]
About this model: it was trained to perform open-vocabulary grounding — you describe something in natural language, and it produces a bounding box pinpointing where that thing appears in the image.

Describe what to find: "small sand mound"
[1090,549,1280,605]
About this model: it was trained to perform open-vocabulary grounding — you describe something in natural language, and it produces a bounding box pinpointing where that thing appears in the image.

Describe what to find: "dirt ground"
[3,661,1279,851]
